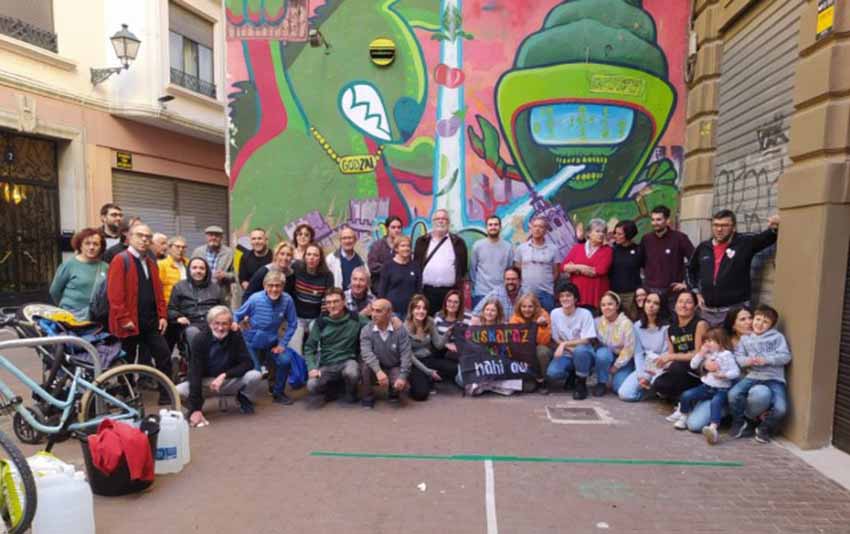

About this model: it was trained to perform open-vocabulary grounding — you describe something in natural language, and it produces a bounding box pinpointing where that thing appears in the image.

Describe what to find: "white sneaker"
[673,414,688,430]
[702,425,719,445]
[665,404,682,422]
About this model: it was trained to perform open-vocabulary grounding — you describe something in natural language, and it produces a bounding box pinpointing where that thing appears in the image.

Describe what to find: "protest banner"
[456,323,538,385]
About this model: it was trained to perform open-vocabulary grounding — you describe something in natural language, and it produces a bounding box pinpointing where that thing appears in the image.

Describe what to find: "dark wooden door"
[834,244,850,453]
[0,132,59,306]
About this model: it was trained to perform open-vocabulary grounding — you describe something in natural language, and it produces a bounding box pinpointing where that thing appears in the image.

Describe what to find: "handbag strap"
[423,236,449,268]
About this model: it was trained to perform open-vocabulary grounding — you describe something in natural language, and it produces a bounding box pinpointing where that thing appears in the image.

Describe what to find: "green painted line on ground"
[310,451,744,468]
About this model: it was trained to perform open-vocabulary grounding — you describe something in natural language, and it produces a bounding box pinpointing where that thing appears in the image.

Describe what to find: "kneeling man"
[177,305,263,426]
[359,299,413,408]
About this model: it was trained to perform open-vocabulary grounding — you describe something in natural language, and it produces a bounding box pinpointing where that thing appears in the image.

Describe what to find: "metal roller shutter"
[712,0,802,305]
[834,246,850,453]
[176,180,229,251]
[112,171,178,237]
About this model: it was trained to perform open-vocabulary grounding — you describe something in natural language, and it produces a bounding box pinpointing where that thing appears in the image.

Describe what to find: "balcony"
[0,15,57,53]
[170,67,215,99]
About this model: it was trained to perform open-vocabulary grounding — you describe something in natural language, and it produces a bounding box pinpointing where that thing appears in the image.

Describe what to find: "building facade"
[682,0,850,450]
[0,0,227,305]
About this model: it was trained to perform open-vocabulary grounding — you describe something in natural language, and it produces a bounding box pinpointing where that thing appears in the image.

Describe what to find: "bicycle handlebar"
[0,335,103,376]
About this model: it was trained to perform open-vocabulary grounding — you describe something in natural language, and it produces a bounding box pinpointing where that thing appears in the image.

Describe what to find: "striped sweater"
[292,261,334,319]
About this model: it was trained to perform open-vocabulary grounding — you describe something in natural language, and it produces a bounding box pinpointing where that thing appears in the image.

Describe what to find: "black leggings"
[409,358,459,401]
[653,361,701,400]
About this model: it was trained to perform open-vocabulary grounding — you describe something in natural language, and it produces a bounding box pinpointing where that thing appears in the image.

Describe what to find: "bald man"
[359,299,414,408]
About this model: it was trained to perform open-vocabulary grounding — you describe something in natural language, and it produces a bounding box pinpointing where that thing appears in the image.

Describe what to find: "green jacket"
[304,312,369,370]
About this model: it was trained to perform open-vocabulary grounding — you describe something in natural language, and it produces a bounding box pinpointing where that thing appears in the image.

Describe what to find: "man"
[103,221,131,265]
[305,288,370,406]
[177,306,263,425]
[238,228,273,292]
[470,215,514,309]
[688,210,780,326]
[472,267,526,319]
[192,225,235,303]
[151,233,169,260]
[106,223,173,403]
[640,205,694,298]
[345,266,376,316]
[326,226,368,291]
[100,203,123,249]
[514,216,560,311]
[414,209,468,314]
[359,299,414,408]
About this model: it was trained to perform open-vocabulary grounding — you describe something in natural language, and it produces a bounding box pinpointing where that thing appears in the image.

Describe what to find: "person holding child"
[728,304,791,443]
[672,327,740,445]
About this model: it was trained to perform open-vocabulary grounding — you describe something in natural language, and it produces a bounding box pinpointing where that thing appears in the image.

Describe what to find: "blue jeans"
[535,291,555,312]
[593,347,634,390]
[685,387,772,432]
[728,378,787,431]
[246,345,292,396]
[618,370,649,402]
[546,344,594,380]
[680,383,728,425]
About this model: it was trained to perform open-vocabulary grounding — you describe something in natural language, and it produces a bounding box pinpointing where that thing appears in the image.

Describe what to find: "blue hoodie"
[234,290,297,350]
[734,328,791,383]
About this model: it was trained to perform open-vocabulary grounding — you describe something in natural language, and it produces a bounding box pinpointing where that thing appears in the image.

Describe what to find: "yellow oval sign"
[369,37,396,67]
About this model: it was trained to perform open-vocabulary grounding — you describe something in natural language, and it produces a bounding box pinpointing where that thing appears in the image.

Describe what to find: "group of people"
[46,201,789,445]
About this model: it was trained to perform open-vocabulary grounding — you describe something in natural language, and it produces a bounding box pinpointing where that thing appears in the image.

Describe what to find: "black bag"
[89,253,129,324]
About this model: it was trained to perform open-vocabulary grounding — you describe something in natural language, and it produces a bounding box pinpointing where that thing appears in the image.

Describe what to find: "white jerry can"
[155,410,190,474]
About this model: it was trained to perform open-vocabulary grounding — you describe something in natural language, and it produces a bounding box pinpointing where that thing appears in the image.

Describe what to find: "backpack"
[89,253,130,324]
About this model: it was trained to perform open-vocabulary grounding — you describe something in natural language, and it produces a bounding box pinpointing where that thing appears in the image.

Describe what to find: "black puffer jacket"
[167,257,225,326]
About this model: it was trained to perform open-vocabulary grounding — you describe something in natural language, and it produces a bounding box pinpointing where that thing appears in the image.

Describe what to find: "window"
[168,2,215,98]
[0,0,57,52]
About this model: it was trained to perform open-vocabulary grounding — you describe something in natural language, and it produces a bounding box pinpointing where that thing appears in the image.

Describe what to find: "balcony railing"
[170,68,216,99]
[0,15,58,53]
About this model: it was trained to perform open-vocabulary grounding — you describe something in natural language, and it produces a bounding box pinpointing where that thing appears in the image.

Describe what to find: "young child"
[673,327,740,445]
[728,304,791,443]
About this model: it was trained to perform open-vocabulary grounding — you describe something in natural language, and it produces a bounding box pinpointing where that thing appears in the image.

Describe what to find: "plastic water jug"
[156,409,189,474]
[32,470,95,534]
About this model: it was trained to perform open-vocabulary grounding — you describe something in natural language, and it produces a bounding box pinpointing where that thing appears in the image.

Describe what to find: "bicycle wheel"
[0,429,37,534]
[78,364,181,424]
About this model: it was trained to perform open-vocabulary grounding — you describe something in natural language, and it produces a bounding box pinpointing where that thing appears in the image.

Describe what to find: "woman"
[367,215,403,288]
[594,291,636,397]
[157,236,188,305]
[618,290,670,402]
[167,257,224,346]
[609,220,643,319]
[633,287,648,318]
[49,228,108,321]
[653,290,710,421]
[561,218,613,308]
[684,306,766,433]
[509,293,552,394]
[376,235,421,317]
[245,242,296,301]
[432,289,470,363]
[292,223,315,262]
[291,243,334,352]
[405,295,456,401]
[477,298,505,325]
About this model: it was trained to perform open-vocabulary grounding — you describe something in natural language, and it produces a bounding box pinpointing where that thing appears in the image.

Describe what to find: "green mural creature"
[227,0,439,236]
[468,0,679,227]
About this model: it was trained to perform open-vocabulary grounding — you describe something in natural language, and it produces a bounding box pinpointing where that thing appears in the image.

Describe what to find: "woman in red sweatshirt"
[561,218,613,309]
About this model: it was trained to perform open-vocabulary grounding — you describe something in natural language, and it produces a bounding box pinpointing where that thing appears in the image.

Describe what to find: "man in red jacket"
[107,223,172,403]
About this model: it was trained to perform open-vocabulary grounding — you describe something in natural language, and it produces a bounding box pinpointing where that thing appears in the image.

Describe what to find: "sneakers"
[272,394,293,406]
[536,382,549,396]
[260,366,269,380]
[665,404,683,422]
[573,377,588,400]
[673,413,688,430]
[236,392,255,415]
[702,424,719,445]
[728,419,749,439]
[360,397,375,409]
[592,383,607,397]
[754,423,771,444]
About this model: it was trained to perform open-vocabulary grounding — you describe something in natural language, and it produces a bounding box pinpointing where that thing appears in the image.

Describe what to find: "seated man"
[177,306,263,426]
[359,299,413,408]
[305,288,370,406]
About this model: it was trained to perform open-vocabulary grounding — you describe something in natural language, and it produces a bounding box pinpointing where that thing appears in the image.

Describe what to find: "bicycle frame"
[0,336,140,435]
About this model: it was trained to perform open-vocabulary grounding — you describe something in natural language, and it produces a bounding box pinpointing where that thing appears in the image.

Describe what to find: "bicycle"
[0,309,181,445]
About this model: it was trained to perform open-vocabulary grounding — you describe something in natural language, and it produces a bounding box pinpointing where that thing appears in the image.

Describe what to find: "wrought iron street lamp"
[90,24,141,86]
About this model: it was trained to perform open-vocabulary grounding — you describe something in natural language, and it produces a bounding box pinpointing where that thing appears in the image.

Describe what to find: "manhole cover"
[547,406,600,421]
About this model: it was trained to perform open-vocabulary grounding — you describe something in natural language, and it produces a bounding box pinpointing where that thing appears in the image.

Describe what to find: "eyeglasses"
[172,244,186,249]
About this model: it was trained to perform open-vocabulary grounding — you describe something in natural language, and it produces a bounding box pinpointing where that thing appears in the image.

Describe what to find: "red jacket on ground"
[562,243,613,308]
[88,419,155,482]
[107,250,166,338]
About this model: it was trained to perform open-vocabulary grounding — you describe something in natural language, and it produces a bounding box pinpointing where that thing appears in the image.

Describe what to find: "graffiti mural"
[225,0,688,254]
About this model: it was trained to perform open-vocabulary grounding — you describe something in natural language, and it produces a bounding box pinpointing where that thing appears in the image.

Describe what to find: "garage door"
[112,171,228,250]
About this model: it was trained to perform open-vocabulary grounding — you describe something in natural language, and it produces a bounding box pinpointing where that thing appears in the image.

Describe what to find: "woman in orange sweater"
[509,293,553,394]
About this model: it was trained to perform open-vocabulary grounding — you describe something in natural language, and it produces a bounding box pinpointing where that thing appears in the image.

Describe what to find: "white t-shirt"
[422,235,456,287]
[550,307,596,342]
